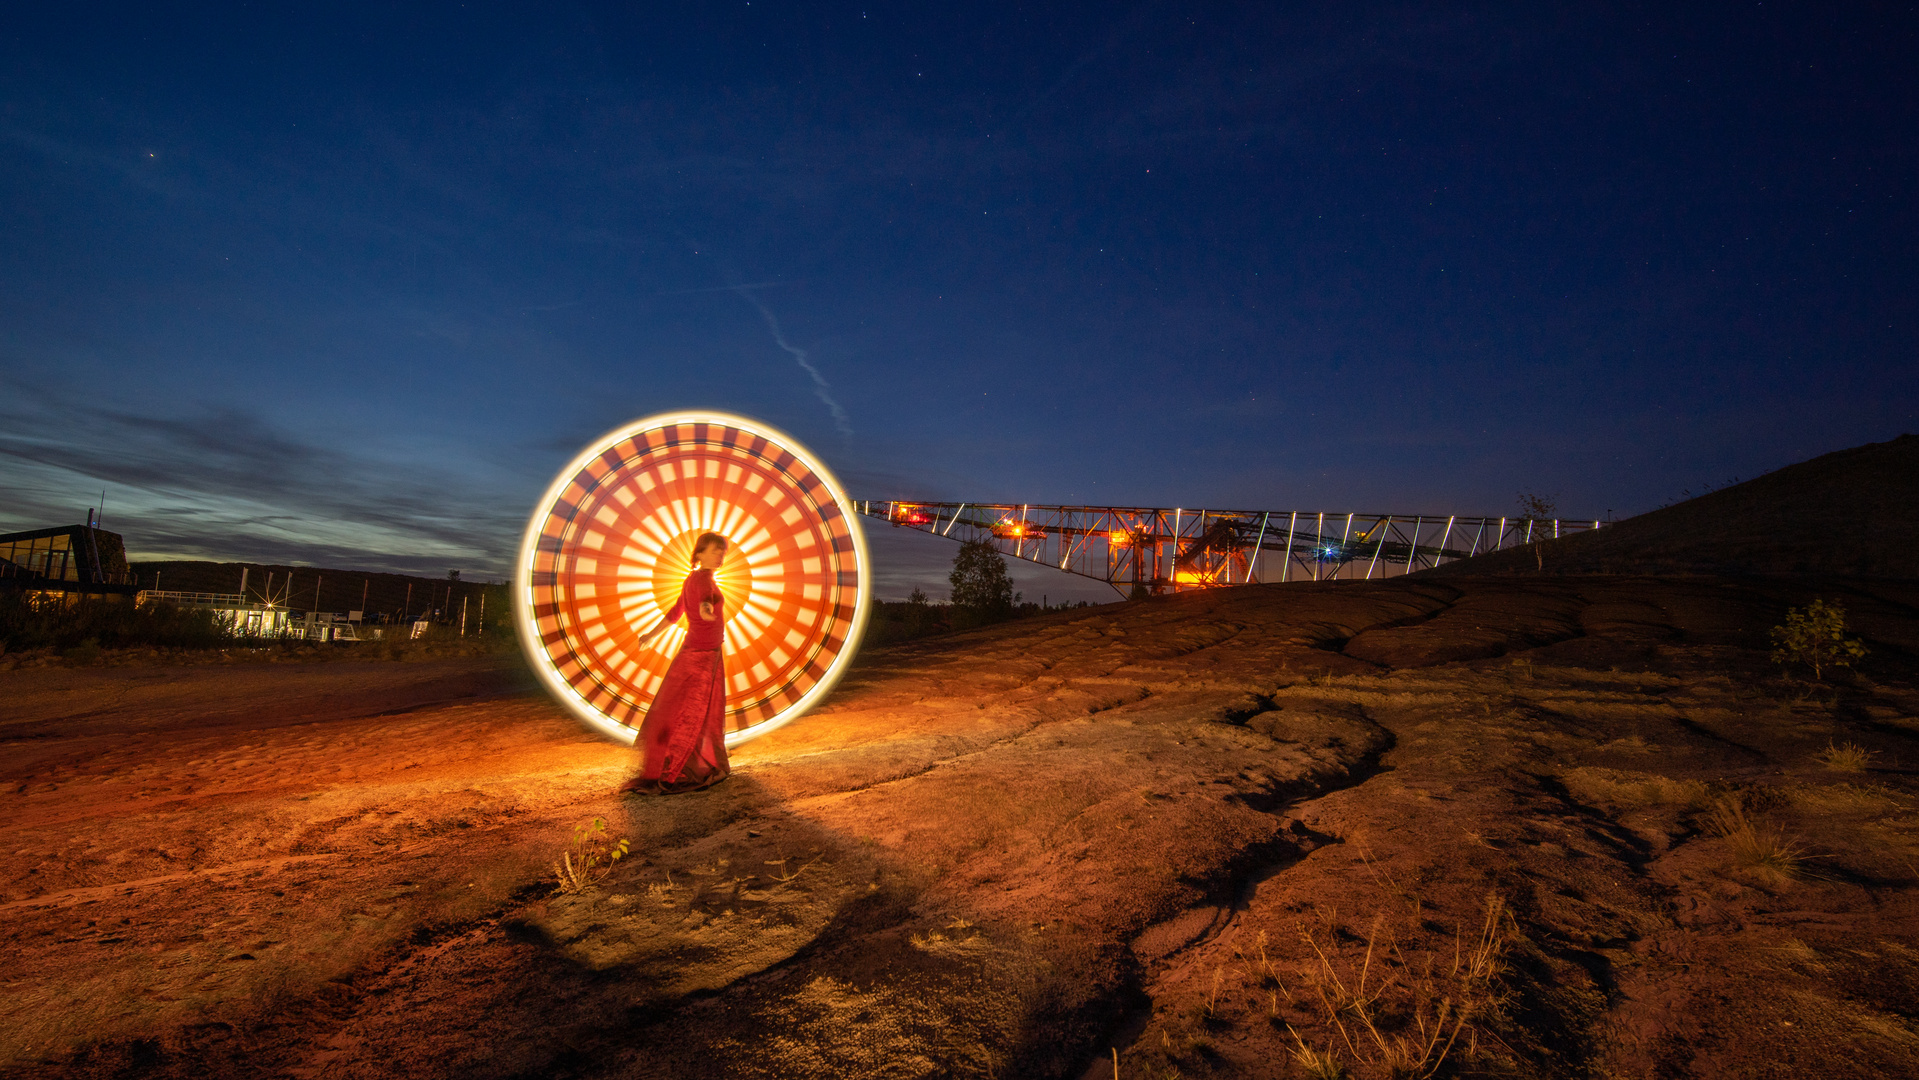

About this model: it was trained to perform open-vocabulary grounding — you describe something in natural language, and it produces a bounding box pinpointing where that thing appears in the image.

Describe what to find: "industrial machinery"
[856,502,1597,595]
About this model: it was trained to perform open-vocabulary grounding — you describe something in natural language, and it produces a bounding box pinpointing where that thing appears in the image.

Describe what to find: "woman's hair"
[691,532,729,566]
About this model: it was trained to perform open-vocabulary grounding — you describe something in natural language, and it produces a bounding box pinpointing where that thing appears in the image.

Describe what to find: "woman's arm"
[633,615,670,647]
[635,592,687,648]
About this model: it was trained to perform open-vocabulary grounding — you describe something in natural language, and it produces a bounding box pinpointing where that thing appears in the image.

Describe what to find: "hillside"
[1429,433,1919,578]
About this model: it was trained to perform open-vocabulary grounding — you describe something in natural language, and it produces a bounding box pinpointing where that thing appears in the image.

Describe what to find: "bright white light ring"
[514,412,870,747]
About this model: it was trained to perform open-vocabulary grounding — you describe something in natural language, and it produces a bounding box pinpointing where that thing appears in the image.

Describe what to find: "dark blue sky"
[2,3,1913,600]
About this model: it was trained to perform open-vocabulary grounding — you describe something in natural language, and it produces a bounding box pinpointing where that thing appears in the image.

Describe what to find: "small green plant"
[1816,741,1875,772]
[553,817,630,894]
[1770,599,1867,681]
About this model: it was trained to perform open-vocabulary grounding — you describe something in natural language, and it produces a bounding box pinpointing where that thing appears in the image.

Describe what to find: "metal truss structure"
[855,501,1601,596]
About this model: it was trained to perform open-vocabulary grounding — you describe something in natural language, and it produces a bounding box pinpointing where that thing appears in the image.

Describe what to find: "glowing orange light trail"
[516,413,870,746]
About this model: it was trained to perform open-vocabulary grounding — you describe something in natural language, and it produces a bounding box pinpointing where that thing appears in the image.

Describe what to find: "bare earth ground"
[4,575,1919,1080]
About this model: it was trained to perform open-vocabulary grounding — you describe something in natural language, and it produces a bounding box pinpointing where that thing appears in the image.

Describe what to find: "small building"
[0,520,139,602]
[136,589,294,636]
[287,610,368,642]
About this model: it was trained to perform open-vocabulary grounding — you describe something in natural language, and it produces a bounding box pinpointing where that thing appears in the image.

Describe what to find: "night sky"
[2,3,1913,601]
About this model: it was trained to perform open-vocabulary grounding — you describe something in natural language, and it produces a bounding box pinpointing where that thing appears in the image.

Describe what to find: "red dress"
[626,569,731,793]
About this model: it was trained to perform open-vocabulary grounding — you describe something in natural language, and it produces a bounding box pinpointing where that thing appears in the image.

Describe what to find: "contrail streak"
[654,281,784,297]
[735,289,853,438]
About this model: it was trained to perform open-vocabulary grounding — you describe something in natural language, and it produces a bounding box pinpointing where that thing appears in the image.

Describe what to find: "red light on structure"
[1109,531,1130,546]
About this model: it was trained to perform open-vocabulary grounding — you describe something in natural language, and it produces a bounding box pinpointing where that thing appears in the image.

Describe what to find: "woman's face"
[695,542,727,570]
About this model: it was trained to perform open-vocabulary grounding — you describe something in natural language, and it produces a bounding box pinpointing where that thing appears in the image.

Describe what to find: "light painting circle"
[514,412,871,746]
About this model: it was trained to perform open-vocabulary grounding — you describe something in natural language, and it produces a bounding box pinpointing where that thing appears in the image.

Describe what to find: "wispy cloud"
[734,287,854,439]
[0,382,527,575]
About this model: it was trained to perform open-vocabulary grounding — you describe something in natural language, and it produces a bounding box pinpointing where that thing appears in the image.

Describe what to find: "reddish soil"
[4,575,1919,1079]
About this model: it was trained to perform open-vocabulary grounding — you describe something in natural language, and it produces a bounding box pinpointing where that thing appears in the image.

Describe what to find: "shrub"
[61,637,103,665]
[0,592,233,654]
[1703,794,1804,881]
[1816,741,1875,772]
[1770,599,1867,680]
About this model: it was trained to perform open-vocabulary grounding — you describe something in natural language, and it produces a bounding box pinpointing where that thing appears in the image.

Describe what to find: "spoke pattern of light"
[515,412,870,747]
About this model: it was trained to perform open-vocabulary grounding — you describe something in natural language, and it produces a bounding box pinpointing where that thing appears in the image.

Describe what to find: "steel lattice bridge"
[855,501,1601,596]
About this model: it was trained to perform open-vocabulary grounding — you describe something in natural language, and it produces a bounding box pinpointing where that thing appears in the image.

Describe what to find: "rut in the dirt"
[7,575,1919,1079]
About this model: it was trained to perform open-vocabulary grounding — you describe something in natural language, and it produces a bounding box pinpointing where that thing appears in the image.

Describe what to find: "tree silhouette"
[1516,492,1557,571]
[949,539,1014,617]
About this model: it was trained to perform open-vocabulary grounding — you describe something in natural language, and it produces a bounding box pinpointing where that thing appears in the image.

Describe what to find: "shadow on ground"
[4,574,1919,1079]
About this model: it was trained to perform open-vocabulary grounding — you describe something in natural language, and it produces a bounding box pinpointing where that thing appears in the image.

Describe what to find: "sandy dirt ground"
[4,575,1919,1079]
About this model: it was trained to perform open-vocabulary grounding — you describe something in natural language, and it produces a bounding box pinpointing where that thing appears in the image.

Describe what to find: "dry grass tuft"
[644,874,678,906]
[1763,937,1827,973]
[764,854,824,882]
[1559,766,1710,812]
[1202,965,1226,1019]
[1816,741,1876,772]
[908,917,992,958]
[1284,1030,1349,1079]
[1703,795,1805,880]
[1236,928,1287,993]
[1279,893,1513,1080]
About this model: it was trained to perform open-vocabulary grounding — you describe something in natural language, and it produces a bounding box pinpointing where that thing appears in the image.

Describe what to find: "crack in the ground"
[1080,706,1400,1077]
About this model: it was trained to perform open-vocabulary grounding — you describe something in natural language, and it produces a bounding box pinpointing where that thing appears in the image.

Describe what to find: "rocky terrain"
[4,569,1918,1079]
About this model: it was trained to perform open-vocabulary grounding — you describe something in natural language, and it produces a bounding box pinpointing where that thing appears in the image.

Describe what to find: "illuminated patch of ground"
[3,575,1917,1079]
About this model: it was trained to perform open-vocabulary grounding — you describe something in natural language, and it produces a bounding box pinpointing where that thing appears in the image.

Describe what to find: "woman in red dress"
[620,532,731,794]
